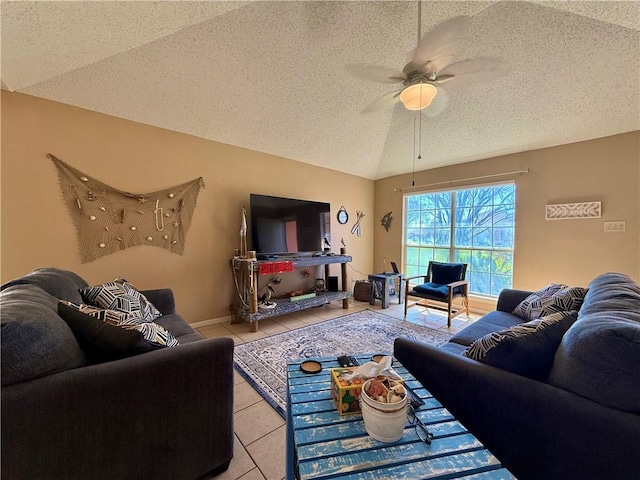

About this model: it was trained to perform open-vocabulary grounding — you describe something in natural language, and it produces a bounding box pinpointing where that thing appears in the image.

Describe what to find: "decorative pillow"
[80,277,161,321]
[60,301,178,349]
[431,262,464,286]
[463,310,579,380]
[512,283,587,320]
[58,302,169,362]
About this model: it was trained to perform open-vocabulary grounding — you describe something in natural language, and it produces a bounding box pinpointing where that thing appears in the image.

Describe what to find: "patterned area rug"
[233,309,452,418]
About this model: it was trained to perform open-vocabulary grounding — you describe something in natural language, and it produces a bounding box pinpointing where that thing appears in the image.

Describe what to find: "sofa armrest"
[495,288,532,313]
[2,337,234,480]
[394,337,640,480]
[141,288,176,315]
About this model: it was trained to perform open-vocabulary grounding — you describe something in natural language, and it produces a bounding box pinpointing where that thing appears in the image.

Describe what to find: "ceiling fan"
[347,4,506,115]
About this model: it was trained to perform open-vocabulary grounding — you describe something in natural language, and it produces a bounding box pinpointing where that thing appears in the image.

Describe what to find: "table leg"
[285,376,295,480]
[369,281,376,306]
[381,278,390,308]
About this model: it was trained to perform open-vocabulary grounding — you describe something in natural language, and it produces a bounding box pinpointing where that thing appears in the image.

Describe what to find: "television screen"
[250,194,331,255]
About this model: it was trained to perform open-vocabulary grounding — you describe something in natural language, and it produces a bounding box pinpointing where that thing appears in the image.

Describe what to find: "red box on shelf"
[258,261,294,275]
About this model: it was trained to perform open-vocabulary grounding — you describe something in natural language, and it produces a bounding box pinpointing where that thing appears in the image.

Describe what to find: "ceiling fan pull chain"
[418,82,423,168]
[411,111,419,187]
[419,88,423,156]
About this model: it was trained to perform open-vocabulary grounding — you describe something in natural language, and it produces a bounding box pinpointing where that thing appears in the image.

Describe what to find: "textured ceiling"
[2,1,639,180]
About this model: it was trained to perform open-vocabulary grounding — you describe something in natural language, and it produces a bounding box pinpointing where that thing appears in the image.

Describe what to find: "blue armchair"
[404,261,469,327]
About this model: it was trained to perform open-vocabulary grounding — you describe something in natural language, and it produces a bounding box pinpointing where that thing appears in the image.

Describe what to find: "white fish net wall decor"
[49,154,204,263]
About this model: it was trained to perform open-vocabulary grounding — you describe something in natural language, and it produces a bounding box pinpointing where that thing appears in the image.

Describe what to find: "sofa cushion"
[547,273,640,413]
[548,314,640,413]
[413,283,449,299]
[579,272,640,320]
[57,302,169,362]
[80,278,160,321]
[0,267,88,303]
[450,310,522,346]
[439,342,468,355]
[60,301,179,348]
[463,311,578,380]
[1,285,87,386]
[512,283,587,320]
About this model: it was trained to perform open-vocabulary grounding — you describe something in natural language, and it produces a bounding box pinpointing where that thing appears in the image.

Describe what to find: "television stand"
[230,250,352,332]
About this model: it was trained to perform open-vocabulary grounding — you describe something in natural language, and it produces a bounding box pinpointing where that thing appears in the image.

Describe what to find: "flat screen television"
[250,194,331,256]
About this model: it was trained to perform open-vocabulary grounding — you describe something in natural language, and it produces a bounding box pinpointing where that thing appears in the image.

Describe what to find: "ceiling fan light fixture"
[400,83,437,111]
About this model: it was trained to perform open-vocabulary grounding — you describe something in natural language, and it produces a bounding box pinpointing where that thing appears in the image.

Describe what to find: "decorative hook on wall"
[350,210,365,237]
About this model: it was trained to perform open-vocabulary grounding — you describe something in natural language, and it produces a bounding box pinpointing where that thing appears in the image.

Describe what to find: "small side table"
[368,272,404,309]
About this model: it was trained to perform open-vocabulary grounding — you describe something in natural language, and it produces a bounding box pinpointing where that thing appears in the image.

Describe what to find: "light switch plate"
[604,221,626,232]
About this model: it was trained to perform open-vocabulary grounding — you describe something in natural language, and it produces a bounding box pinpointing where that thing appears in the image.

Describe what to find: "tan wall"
[375,131,640,311]
[1,92,375,322]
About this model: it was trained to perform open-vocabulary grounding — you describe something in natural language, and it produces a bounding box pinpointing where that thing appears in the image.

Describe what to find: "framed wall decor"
[337,206,349,224]
[545,201,601,220]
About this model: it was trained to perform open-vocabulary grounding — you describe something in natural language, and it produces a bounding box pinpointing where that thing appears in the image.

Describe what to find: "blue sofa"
[1,268,234,480]
[395,272,640,480]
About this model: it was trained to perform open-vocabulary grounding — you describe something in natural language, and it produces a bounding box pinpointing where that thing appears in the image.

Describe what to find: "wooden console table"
[231,252,352,332]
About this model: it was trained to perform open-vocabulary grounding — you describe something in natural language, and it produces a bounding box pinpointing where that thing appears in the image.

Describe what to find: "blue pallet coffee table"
[286,354,515,480]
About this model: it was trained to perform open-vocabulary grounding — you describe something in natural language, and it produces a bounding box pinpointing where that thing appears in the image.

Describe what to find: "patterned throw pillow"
[512,283,587,320]
[80,277,161,321]
[463,311,579,380]
[61,301,178,348]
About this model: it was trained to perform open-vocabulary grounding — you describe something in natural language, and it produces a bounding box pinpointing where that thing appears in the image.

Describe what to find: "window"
[404,183,515,297]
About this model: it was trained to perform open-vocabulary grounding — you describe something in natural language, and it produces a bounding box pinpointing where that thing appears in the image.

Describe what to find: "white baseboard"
[189,315,232,328]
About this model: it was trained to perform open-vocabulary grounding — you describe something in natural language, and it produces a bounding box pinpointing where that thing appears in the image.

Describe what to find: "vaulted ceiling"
[2,1,639,180]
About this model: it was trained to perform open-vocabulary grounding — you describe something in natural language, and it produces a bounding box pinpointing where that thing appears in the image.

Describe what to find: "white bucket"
[360,379,408,443]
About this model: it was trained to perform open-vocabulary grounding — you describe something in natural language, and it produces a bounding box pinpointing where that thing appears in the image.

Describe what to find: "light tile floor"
[197,299,481,480]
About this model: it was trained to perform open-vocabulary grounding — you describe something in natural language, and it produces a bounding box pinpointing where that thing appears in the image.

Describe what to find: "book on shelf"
[289,292,317,302]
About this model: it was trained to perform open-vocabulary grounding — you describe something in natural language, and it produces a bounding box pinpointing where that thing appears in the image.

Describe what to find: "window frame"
[402,181,516,298]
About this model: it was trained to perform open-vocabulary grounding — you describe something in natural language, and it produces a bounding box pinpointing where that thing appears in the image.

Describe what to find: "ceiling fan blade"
[423,88,449,118]
[438,57,509,87]
[346,64,407,84]
[362,90,402,113]
[409,15,471,75]
[433,74,455,84]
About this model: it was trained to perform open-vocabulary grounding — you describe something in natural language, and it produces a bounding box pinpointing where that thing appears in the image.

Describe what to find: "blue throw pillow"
[463,311,578,380]
[431,263,464,285]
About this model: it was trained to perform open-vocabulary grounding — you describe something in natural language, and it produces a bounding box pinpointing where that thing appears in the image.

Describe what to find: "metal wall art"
[380,211,392,232]
[545,201,601,220]
[350,210,365,237]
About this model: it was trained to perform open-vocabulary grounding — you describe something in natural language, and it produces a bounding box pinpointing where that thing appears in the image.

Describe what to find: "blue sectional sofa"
[1,268,234,480]
[395,272,640,480]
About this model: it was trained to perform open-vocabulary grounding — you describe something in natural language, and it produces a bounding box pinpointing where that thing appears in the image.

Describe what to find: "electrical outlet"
[604,221,626,232]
